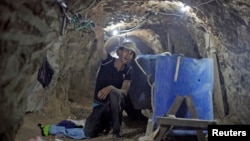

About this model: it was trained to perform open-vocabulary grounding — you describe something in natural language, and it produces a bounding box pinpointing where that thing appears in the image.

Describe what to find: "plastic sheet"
[153,55,214,124]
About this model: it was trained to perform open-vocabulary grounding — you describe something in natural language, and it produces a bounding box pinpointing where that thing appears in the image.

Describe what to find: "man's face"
[118,48,135,64]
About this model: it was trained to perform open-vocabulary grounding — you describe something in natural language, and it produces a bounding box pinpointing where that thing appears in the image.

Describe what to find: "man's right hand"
[97,85,113,99]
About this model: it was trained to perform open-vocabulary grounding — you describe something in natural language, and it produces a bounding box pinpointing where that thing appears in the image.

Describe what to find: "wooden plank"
[154,126,171,141]
[167,33,171,52]
[184,96,208,141]
[154,96,184,140]
[168,95,184,114]
[212,53,226,119]
[155,96,217,141]
[196,130,205,141]
[185,96,198,118]
[157,117,216,129]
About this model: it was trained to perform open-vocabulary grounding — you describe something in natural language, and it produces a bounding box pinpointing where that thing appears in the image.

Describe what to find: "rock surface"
[1,0,250,140]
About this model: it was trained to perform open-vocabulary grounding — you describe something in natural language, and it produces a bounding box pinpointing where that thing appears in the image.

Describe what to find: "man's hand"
[97,85,113,99]
[121,80,130,96]
[97,82,129,100]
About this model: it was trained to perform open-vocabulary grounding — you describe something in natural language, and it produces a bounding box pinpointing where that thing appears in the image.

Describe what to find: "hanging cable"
[106,11,154,37]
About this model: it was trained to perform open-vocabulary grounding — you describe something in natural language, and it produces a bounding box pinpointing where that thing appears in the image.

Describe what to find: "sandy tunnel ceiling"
[101,0,206,34]
[103,30,163,56]
[92,0,210,58]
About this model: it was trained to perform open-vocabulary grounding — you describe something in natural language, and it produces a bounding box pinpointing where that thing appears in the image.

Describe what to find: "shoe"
[37,123,51,137]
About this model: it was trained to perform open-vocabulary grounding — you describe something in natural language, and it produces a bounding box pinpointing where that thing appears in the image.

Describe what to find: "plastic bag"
[37,56,54,88]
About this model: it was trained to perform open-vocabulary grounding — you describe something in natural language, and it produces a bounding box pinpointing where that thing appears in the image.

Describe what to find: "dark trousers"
[123,94,148,121]
[84,90,123,137]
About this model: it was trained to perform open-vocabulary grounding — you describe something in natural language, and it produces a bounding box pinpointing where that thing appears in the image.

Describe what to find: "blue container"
[153,55,214,125]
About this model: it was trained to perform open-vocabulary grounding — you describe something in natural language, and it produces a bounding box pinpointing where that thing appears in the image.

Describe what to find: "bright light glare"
[179,2,184,7]
[124,38,131,42]
[178,2,191,12]
[112,30,119,36]
[181,5,191,12]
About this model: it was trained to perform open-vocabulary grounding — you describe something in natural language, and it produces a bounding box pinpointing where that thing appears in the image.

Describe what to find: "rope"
[134,57,152,87]
[134,52,172,110]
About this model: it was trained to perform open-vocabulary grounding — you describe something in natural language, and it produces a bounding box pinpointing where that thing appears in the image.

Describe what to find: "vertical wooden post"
[205,32,225,119]
[167,33,171,53]
[212,53,226,119]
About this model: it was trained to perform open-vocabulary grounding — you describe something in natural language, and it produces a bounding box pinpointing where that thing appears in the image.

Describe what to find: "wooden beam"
[157,117,217,129]
[185,96,198,118]
[168,95,184,115]
[184,96,206,141]
[212,53,226,119]
[154,126,171,141]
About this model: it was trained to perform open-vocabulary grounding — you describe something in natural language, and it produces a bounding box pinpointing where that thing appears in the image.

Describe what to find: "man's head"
[116,42,140,64]
[116,42,139,58]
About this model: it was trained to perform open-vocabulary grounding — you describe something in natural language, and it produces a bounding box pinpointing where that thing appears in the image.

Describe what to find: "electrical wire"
[157,11,182,17]
[119,19,147,33]
[107,11,154,36]
[196,0,215,7]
